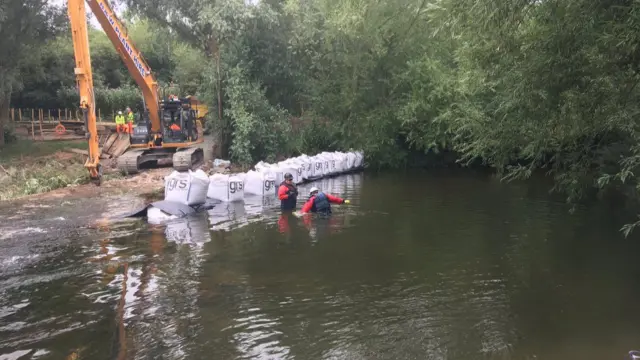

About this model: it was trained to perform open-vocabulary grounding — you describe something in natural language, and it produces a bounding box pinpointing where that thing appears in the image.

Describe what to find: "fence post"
[18,108,22,122]
[48,109,51,122]
[31,109,35,140]
[39,109,44,140]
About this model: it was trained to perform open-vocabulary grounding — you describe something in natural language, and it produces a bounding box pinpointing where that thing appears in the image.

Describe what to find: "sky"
[49,0,126,28]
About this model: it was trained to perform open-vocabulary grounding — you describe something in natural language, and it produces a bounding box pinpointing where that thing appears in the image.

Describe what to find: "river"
[1,170,640,359]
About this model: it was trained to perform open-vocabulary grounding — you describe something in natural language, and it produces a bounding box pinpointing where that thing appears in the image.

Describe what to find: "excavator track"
[172,147,204,172]
[117,149,146,175]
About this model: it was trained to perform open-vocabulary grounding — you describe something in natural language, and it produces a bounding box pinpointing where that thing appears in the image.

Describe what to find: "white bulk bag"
[334,152,348,174]
[310,156,325,179]
[227,173,245,202]
[244,170,277,196]
[346,152,357,170]
[322,153,338,175]
[278,161,301,184]
[298,155,314,181]
[286,158,307,184]
[294,161,307,184]
[254,161,272,172]
[207,174,229,201]
[207,173,246,202]
[164,169,210,206]
[257,167,282,196]
[318,153,332,175]
[355,151,364,168]
[270,167,286,193]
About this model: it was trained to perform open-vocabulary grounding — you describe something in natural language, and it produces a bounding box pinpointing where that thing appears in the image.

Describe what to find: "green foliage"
[0,140,89,200]
[224,66,290,165]
[56,86,142,118]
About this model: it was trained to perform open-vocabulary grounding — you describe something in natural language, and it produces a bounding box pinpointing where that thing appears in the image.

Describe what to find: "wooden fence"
[8,108,118,123]
[8,108,118,141]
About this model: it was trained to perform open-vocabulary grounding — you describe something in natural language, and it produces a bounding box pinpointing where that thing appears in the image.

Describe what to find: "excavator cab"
[160,97,198,143]
[118,97,204,174]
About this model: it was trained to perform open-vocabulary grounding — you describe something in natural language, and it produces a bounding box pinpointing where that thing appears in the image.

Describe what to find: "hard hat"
[118,111,122,115]
[309,187,319,195]
[284,172,293,180]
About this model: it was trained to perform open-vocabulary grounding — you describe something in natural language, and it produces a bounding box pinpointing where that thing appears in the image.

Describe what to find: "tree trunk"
[206,35,230,159]
[0,92,9,147]
[216,48,227,158]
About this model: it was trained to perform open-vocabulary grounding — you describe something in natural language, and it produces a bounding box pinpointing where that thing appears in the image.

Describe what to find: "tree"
[0,0,58,145]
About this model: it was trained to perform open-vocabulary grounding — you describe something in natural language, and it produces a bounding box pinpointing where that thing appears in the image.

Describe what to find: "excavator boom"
[85,0,160,133]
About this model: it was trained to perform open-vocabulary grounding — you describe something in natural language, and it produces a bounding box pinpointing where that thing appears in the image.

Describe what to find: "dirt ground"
[9,134,228,204]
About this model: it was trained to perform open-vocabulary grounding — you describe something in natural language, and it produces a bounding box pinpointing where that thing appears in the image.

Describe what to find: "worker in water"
[277,173,298,211]
[300,187,350,215]
[115,110,125,134]
[126,107,135,133]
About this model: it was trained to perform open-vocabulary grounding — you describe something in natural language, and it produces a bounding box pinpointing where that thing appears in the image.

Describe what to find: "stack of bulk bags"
[164,169,210,206]
[207,173,246,202]
[244,170,277,196]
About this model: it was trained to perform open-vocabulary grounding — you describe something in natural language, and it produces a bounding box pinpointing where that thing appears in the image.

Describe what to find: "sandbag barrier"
[162,151,364,209]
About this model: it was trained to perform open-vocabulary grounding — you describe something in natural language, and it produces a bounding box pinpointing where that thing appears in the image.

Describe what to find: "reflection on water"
[4,172,640,359]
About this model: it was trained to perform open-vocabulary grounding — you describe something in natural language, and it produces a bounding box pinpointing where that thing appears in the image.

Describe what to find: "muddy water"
[1,171,640,359]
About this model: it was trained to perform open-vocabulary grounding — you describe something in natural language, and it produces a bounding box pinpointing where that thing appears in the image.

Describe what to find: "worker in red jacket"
[277,173,298,211]
[301,187,350,215]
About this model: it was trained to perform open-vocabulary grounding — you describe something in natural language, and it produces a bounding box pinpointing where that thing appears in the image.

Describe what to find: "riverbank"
[0,135,222,202]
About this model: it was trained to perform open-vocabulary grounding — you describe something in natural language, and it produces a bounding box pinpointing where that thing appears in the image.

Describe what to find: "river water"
[1,170,640,360]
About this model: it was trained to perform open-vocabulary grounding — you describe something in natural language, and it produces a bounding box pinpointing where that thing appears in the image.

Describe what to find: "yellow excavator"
[68,0,205,184]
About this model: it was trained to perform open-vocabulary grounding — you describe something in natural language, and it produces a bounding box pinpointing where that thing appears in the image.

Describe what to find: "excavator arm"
[84,0,160,133]
[68,0,101,183]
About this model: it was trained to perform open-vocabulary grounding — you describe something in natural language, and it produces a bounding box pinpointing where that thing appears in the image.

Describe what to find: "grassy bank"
[0,140,90,200]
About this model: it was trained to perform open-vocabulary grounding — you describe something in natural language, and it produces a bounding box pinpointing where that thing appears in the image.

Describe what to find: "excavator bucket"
[100,133,131,158]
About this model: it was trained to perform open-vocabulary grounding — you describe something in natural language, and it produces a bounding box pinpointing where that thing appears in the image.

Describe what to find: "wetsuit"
[301,192,345,215]
[277,181,298,211]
